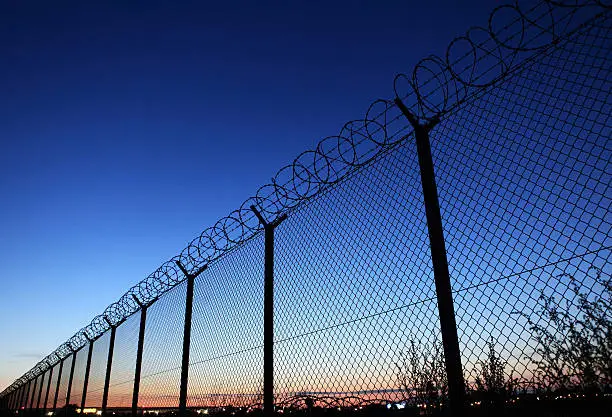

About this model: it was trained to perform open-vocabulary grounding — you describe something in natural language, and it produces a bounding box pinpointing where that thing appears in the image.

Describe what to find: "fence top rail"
[1,0,609,398]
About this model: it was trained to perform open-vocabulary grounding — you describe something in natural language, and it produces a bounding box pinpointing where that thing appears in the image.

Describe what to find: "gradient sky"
[0,0,498,390]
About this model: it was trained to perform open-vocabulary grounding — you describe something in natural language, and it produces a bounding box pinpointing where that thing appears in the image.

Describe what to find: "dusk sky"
[0,0,498,390]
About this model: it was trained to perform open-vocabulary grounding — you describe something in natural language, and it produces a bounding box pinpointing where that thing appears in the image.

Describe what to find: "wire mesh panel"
[273,140,444,409]
[37,369,49,409]
[47,362,60,410]
[107,313,140,409]
[187,235,265,409]
[27,376,38,409]
[33,373,43,409]
[55,355,73,409]
[138,281,186,409]
[84,331,110,408]
[431,9,611,400]
[69,347,87,407]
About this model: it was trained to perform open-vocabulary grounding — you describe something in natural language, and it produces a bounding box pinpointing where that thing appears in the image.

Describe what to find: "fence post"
[176,261,207,417]
[102,317,116,416]
[12,389,17,411]
[250,206,287,417]
[43,364,54,412]
[28,376,38,410]
[21,383,28,411]
[80,337,95,412]
[131,295,153,417]
[395,98,465,415]
[16,386,21,410]
[53,358,64,412]
[36,370,45,409]
[15,387,21,411]
[23,379,31,411]
[65,349,78,411]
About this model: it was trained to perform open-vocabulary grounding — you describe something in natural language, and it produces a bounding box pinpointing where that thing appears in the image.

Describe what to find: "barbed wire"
[1,0,610,399]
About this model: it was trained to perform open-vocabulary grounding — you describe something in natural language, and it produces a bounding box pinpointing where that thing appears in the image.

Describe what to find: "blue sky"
[0,0,498,390]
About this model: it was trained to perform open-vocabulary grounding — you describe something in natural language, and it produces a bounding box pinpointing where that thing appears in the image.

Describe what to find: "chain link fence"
[1,1,610,416]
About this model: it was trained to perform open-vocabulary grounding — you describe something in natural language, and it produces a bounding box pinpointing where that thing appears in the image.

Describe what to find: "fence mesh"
[187,235,265,408]
[54,355,73,410]
[69,348,87,407]
[432,10,611,392]
[138,281,186,408]
[107,313,140,409]
[1,1,610,415]
[84,331,110,408]
[46,363,59,410]
[35,370,47,409]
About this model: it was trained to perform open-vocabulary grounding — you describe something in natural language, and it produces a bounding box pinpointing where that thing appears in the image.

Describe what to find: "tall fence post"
[250,206,287,417]
[36,369,45,409]
[28,377,37,410]
[21,383,28,411]
[395,98,465,415]
[53,358,64,412]
[101,317,117,416]
[15,386,20,410]
[65,348,78,411]
[43,363,54,412]
[23,379,31,411]
[131,295,154,417]
[176,261,207,417]
[16,385,22,410]
[12,389,18,411]
[16,386,22,411]
[80,337,95,412]
[16,386,22,410]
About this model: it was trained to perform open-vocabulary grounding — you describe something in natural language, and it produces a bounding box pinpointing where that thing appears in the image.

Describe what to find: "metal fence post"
[36,370,45,410]
[17,386,22,410]
[16,386,22,411]
[176,261,207,417]
[131,295,152,417]
[102,317,117,416]
[53,358,64,412]
[80,338,95,412]
[10,390,16,411]
[43,364,54,412]
[395,98,465,415]
[23,379,31,411]
[12,389,17,411]
[20,383,27,411]
[250,206,287,417]
[28,377,37,410]
[65,349,78,410]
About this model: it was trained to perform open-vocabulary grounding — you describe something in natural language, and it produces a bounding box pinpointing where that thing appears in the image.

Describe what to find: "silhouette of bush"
[471,337,517,409]
[515,266,611,394]
[395,338,448,414]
